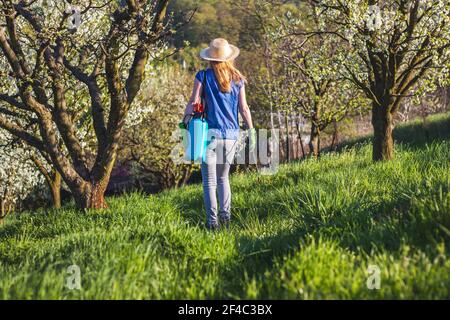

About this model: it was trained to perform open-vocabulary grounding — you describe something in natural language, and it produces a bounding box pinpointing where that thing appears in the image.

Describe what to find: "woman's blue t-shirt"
[195,68,243,140]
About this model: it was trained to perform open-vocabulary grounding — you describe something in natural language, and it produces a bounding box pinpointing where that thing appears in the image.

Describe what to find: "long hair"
[210,60,246,93]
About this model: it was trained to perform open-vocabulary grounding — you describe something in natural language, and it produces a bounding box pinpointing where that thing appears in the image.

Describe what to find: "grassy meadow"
[0,113,449,299]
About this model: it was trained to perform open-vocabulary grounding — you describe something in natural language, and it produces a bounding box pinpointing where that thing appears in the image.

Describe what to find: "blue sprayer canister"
[186,117,208,163]
[181,70,209,163]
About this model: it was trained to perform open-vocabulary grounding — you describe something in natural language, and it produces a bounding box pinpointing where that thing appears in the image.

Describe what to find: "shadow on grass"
[159,114,450,297]
[174,114,450,222]
[219,185,449,298]
[214,114,450,298]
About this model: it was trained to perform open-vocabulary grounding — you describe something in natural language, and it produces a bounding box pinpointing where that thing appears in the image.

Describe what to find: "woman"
[183,38,255,230]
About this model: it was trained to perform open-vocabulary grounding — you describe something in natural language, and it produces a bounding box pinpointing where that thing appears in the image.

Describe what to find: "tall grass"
[0,113,449,299]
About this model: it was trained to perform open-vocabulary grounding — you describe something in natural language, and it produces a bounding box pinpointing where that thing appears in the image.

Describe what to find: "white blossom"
[0,131,45,212]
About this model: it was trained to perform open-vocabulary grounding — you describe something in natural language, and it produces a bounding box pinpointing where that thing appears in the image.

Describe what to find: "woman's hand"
[184,78,202,117]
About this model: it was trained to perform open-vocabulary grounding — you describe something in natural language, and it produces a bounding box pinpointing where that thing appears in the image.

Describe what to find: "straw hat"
[199,38,240,62]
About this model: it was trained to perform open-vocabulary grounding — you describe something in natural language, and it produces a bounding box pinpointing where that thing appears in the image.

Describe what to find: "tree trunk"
[330,119,339,151]
[1,199,8,220]
[309,122,320,157]
[371,103,394,161]
[50,171,62,209]
[277,112,285,160]
[295,113,306,158]
[74,181,108,210]
[30,156,62,209]
[0,196,13,221]
[285,114,290,162]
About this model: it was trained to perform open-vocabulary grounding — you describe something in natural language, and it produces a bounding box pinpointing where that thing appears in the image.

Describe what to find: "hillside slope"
[0,114,449,299]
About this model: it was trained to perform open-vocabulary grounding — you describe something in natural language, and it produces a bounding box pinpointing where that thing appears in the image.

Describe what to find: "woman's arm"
[184,78,202,117]
[238,85,254,129]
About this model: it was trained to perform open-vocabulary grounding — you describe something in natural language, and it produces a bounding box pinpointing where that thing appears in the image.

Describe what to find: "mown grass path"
[0,114,449,299]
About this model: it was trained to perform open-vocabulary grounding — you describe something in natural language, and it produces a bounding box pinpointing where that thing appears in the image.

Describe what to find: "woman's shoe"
[206,223,220,231]
[219,217,231,229]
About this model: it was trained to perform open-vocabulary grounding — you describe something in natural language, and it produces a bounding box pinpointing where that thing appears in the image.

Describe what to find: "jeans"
[201,138,237,227]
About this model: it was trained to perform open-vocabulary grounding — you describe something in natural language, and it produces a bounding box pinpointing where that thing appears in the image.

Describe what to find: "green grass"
[1,113,449,299]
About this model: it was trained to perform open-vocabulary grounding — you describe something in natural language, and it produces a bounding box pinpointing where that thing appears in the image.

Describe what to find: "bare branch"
[0,115,44,151]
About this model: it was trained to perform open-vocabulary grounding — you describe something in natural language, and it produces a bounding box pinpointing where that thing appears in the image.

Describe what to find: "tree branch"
[0,115,44,151]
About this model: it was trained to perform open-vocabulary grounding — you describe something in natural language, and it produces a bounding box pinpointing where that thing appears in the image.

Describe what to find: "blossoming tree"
[0,131,44,218]
[121,63,194,190]
[315,0,450,160]
[261,1,369,157]
[0,0,171,209]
